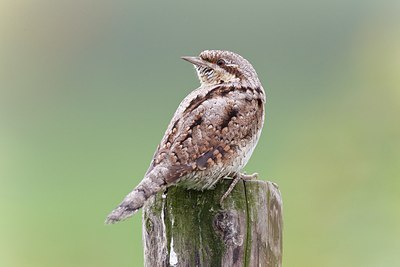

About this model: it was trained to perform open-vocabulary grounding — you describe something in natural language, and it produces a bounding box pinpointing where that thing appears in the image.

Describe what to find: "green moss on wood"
[143,179,283,267]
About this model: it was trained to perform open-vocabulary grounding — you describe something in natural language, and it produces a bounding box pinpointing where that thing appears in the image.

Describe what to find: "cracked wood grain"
[142,179,283,267]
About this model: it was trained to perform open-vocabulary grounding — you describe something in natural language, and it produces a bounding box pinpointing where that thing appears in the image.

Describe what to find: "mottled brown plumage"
[106,50,266,224]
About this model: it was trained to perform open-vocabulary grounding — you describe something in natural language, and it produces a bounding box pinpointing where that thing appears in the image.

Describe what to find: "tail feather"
[105,190,146,224]
[105,170,166,224]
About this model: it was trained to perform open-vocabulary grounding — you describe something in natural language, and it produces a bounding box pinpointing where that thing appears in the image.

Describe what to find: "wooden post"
[142,179,283,267]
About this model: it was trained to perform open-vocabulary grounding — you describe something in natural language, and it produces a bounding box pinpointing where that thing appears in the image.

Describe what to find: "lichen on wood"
[142,179,283,267]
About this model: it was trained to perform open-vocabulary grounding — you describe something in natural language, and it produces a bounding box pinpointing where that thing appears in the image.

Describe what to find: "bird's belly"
[175,164,230,191]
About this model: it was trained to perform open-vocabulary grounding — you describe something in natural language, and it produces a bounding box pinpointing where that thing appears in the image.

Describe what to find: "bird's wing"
[148,85,264,184]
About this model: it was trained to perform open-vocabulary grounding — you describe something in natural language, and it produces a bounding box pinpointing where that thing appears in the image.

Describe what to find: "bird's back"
[150,83,265,190]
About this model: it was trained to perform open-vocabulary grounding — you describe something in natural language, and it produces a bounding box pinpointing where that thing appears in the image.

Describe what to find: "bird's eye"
[216,59,226,66]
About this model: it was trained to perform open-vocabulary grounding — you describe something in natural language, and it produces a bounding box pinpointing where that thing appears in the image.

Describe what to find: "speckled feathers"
[106,50,266,224]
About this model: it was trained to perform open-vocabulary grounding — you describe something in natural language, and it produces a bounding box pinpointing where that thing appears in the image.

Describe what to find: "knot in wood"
[213,210,243,246]
[144,217,154,234]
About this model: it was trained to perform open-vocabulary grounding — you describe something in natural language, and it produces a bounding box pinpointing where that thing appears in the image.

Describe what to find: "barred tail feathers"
[105,170,166,224]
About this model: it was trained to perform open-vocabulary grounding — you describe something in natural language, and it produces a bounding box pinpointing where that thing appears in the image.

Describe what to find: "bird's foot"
[238,172,258,180]
[220,172,258,205]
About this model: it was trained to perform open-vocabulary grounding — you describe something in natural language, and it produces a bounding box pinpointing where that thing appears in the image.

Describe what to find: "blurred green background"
[1,0,399,266]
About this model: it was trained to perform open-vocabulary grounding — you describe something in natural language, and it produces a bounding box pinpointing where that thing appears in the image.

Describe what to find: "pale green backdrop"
[1,1,399,266]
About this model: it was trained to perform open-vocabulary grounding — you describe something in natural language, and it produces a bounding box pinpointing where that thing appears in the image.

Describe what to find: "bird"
[105,50,266,224]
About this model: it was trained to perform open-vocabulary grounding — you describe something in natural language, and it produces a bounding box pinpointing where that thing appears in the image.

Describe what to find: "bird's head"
[182,50,261,88]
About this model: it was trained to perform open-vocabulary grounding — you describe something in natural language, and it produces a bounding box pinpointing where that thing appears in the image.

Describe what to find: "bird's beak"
[181,56,212,68]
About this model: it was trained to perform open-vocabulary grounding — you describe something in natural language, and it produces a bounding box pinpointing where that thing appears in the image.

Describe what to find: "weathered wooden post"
[142,179,283,267]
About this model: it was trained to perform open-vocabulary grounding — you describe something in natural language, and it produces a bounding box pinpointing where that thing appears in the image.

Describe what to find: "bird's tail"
[105,169,166,224]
